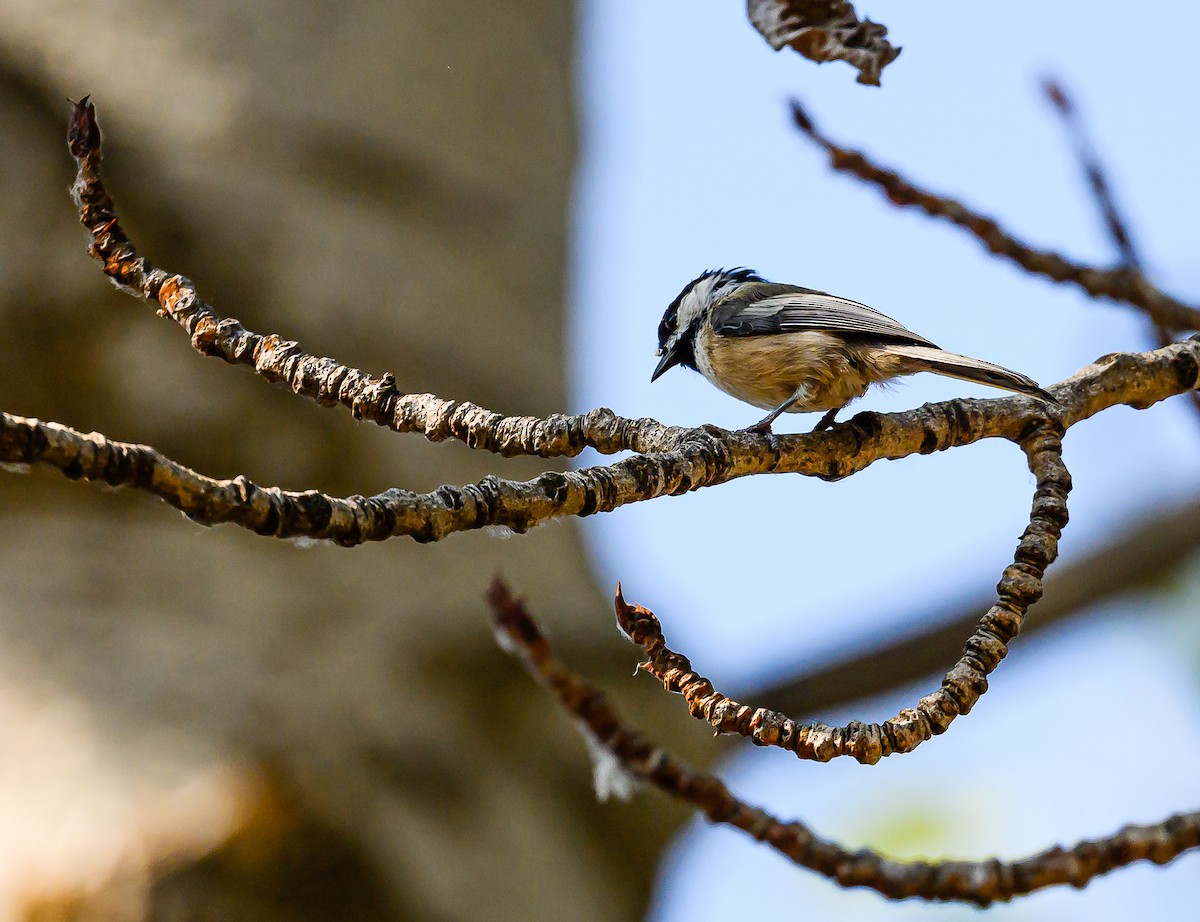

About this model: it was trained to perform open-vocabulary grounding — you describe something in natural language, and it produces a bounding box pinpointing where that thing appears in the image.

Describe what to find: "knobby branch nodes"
[488,579,1200,907]
[614,426,1069,765]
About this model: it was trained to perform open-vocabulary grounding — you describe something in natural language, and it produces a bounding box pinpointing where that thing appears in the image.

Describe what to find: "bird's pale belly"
[695,328,873,412]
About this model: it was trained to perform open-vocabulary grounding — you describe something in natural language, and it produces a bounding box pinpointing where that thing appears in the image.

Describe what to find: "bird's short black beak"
[651,347,682,383]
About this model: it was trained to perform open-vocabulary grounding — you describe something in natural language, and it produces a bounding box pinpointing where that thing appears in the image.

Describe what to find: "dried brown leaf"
[747,0,900,85]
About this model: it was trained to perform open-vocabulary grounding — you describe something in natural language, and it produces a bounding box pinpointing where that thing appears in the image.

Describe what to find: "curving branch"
[1,412,514,545]
[614,426,1069,765]
[746,0,900,86]
[789,100,1200,335]
[488,578,1200,906]
[66,97,663,461]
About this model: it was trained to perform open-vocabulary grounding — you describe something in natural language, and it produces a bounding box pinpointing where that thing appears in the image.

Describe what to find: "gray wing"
[710,286,939,348]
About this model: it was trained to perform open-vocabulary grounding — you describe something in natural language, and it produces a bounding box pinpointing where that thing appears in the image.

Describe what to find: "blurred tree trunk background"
[0,3,698,919]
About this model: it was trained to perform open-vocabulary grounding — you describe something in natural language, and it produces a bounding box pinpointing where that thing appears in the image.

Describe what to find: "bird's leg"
[744,388,807,434]
[811,408,839,432]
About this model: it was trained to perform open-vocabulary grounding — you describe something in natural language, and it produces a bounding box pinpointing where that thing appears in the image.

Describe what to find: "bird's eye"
[655,348,664,356]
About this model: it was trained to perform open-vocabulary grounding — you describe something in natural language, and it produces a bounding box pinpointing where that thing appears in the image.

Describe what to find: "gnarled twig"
[67,97,664,461]
[615,426,1069,764]
[0,411,738,543]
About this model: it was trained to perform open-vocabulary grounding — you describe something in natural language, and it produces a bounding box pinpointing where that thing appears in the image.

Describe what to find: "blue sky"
[570,1,1200,917]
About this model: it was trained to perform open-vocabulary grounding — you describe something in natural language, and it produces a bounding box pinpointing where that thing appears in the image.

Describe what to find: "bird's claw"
[810,409,840,432]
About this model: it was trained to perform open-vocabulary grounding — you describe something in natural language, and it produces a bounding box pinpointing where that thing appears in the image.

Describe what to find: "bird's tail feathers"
[879,345,1058,404]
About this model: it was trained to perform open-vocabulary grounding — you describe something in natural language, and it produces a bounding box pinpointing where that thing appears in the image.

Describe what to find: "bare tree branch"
[487,578,1200,906]
[0,412,498,544]
[753,491,1200,716]
[6,325,1199,543]
[1042,79,1144,274]
[747,1,900,86]
[66,98,661,461]
[789,100,1200,335]
[0,411,744,543]
[7,326,1200,542]
[1042,77,1200,415]
[614,427,1068,765]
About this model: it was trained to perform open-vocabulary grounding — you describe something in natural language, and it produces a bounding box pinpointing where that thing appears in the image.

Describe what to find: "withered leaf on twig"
[746,0,900,86]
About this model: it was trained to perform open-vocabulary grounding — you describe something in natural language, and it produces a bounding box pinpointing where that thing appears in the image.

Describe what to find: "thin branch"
[487,578,1200,906]
[66,97,664,461]
[0,413,476,544]
[1042,77,1200,414]
[67,99,1200,463]
[789,100,1200,334]
[0,411,746,543]
[746,0,900,86]
[753,491,1200,716]
[614,428,1069,764]
[1041,79,1144,273]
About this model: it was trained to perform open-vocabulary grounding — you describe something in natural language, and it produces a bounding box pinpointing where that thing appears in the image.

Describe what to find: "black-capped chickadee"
[652,268,1057,432]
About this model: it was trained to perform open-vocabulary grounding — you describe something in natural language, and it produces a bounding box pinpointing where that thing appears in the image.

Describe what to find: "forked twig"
[789,100,1200,335]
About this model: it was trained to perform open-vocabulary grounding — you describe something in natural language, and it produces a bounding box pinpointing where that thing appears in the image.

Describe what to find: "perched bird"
[652,268,1057,432]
